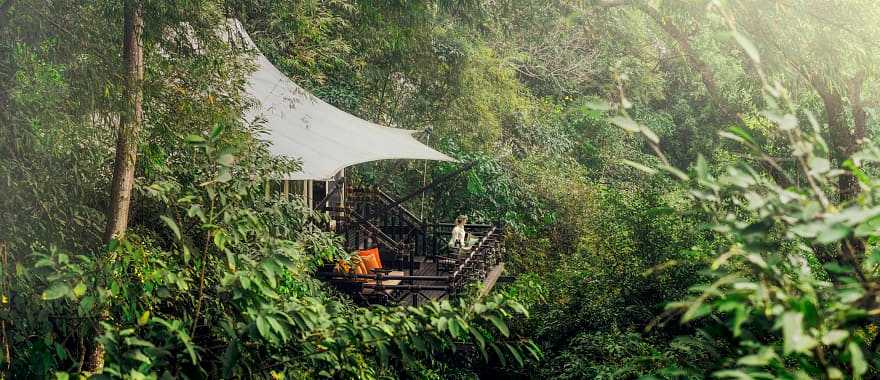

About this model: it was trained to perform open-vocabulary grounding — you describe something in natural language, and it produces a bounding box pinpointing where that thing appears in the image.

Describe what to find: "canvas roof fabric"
[227,19,457,181]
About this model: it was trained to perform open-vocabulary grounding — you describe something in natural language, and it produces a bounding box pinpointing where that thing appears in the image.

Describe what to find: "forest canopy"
[3,0,880,379]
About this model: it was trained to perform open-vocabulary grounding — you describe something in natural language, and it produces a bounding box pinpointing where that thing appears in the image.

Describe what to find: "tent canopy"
[229,20,456,181]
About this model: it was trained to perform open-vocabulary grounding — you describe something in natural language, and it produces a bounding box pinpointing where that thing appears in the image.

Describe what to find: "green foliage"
[502,181,722,378]
[0,2,536,378]
[613,12,880,376]
[6,0,880,378]
[664,117,880,377]
[4,122,534,378]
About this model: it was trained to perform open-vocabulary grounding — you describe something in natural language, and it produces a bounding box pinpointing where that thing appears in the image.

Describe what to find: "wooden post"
[306,180,313,209]
[339,169,345,209]
[301,180,307,200]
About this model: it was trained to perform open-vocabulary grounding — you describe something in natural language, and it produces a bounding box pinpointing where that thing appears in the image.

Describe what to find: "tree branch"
[638,4,732,119]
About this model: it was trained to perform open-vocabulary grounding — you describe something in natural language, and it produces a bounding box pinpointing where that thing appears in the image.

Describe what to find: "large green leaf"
[782,312,817,354]
[42,283,71,300]
[849,342,867,380]
[485,314,509,337]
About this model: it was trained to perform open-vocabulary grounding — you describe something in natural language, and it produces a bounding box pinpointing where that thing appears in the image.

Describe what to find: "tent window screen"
[289,180,305,197]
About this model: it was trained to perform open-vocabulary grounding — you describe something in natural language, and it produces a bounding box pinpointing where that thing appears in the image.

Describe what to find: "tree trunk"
[0,0,13,133]
[843,70,868,200]
[810,72,868,265]
[842,73,868,262]
[103,0,144,243]
[0,242,9,373]
[85,0,143,373]
[812,73,861,201]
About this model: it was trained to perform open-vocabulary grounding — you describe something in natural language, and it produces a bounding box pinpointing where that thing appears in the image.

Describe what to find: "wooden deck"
[390,259,505,305]
[397,258,448,305]
[321,187,506,307]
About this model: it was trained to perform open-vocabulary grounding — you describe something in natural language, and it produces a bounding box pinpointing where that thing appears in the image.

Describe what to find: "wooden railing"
[349,188,428,253]
[326,187,430,262]
[317,220,505,306]
[316,187,505,306]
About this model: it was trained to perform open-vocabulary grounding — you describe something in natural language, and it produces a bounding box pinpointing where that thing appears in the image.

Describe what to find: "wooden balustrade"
[316,187,505,306]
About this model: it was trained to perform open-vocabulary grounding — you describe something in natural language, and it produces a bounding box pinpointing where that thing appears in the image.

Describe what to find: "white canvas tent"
[227,19,456,181]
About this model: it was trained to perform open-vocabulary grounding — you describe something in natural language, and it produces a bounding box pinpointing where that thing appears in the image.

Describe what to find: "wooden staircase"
[318,187,507,306]
[340,187,433,261]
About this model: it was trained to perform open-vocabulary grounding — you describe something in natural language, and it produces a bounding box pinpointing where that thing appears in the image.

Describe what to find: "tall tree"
[725,0,879,201]
[86,0,144,372]
[103,0,144,243]
[636,3,732,119]
[0,1,14,27]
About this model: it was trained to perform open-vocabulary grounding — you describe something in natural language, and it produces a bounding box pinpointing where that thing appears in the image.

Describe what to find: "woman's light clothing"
[449,225,467,248]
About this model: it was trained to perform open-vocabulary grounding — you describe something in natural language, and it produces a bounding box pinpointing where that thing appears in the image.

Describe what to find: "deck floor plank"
[394,258,450,305]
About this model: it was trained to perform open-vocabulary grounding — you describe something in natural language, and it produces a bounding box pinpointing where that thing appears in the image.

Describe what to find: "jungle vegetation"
[3,0,880,379]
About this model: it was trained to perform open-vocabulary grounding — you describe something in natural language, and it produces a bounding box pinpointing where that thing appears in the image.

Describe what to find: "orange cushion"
[359,247,379,258]
[335,257,368,282]
[358,248,382,272]
[358,248,381,265]
[371,248,382,266]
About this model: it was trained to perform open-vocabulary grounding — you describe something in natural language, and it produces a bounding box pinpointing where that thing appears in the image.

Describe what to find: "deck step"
[479,263,505,297]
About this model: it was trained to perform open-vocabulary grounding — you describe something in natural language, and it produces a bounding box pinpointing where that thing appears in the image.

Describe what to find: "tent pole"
[420,133,430,221]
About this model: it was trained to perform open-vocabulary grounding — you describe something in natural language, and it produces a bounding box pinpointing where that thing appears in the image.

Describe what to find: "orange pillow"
[358,248,382,272]
[359,248,381,265]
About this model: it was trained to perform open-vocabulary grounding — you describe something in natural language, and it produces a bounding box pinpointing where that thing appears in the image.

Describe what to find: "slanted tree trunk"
[0,0,13,135]
[809,72,868,265]
[84,0,143,372]
[638,4,732,120]
[595,1,735,120]
[0,242,9,373]
[844,70,868,200]
[637,4,802,188]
